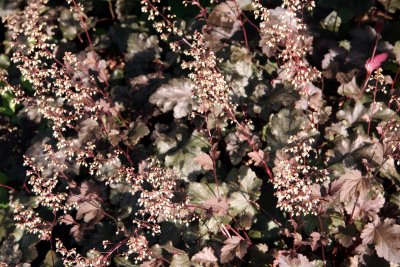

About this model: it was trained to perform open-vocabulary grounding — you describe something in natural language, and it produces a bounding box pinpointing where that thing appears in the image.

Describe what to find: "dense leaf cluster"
[0,0,400,266]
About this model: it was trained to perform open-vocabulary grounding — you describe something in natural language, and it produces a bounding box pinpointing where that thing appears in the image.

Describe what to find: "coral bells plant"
[1,0,193,265]
[0,0,400,266]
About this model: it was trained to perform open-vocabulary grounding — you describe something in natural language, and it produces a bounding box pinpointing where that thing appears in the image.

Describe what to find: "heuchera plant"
[0,0,399,266]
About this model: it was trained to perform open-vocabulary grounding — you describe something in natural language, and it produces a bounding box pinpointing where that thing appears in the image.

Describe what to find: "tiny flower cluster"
[282,0,316,12]
[56,239,107,267]
[24,154,71,211]
[181,32,234,114]
[273,134,329,215]
[3,0,102,133]
[140,0,183,40]
[141,1,234,115]
[13,204,52,240]
[366,68,388,94]
[377,120,400,165]
[253,0,320,90]
[124,234,152,263]
[1,0,195,265]
[132,159,192,233]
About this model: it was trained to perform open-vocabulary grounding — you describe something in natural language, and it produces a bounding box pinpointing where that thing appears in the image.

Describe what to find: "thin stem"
[227,224,245,240]
[143,0,192,47]
[108,0,115,20]
[349,193,360,224]
[367,79,378,135]
[23,182,31,193]
[70,0,94,50]
[388,66,400,109]
[0,183,16,192]
[204,115,220,197]
[318,214,326,267]
[243,13,260,31]
[232,0,250,51]
[104,238,129,262]
[250,200,282,227]
[50,211,57,267]
[359,36,380,98]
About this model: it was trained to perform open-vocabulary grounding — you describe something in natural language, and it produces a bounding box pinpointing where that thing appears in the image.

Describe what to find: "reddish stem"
[70,0,94,50]
[232,0,250,51]
[0,183,16,192]
[318,214,326,267]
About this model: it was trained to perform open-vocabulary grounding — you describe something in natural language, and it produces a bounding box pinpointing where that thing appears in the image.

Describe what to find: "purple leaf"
[365,53,388,73]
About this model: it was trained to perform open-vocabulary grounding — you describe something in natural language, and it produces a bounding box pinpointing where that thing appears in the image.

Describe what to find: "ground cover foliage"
[0,0,400,266]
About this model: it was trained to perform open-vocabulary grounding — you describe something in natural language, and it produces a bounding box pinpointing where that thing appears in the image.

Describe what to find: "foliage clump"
[0,0,400,266]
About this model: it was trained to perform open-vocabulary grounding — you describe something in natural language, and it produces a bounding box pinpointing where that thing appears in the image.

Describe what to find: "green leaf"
[188,182,232,235]
[0,90,17,116]
[336,101,368,127]
[228,166,262,217]
[303,215,321,235]
[238,166,262,196]
[170,253,191,267]
[18,232,39,262]
[41,250,63,267]
[0,54,10,68]
[114,256,136,267]
[159,242,192,266]
[126,33,160,56]
[165,131,208,179]
[378,0,400,13]
[249,230,263,239]
[229,191,257,217]
[0,0,23,19]
[188,182,229,203]
[123,121,150,147]
[394,41,400,65]
[380,158,400,181]
[59,8,80,40]
[199,214,232,236]
[338,77,361,99]
[321,11,341,32]
[318,0,373,23]
[237,0,252,10]
[20,76,33,92]
[263,108,308,151]
[115,0,136,20]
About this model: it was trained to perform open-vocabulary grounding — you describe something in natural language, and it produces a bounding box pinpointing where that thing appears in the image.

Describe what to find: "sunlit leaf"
[361,218,400,263]
[220,236,248,263]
